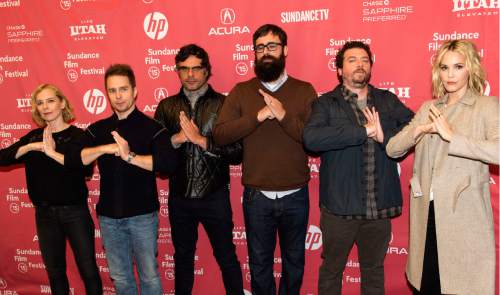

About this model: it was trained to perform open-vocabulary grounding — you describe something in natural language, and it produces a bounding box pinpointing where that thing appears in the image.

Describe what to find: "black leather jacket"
[154,85,242,199]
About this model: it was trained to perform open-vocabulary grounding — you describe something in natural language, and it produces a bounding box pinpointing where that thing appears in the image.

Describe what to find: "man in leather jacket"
[154,44,244,295]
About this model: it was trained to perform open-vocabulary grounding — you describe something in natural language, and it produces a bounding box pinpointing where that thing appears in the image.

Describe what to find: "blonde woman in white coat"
[386,39,499,294]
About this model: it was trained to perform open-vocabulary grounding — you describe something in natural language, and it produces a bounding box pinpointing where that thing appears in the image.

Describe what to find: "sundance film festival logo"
[165,269,175,280]
[144,12,168,40]
[9,202,19,214]
[1,139,12,149]
[83,89,106,115]
[60,0,97,11]
[0,0,21,8]
[209,8,250,36]
[148,66,161,79]
[67,69,78,82]
[159,205,168,217]
[0,0,20,8]
[60,0,70,10]
[17,262,28,273]
[235,62,249,76]
[327,57,336,71]
[154,87,168,102]
[305,225,322,250]
[69,21,106,41]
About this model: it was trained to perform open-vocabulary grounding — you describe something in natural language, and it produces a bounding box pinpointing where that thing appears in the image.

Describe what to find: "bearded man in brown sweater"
[213,24,317,295]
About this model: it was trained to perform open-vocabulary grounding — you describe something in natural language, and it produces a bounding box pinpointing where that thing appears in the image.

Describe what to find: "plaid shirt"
[340,86,401,220]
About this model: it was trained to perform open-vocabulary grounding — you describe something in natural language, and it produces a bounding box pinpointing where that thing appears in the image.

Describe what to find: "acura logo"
[220,8,236,25]
[154,87,168,102]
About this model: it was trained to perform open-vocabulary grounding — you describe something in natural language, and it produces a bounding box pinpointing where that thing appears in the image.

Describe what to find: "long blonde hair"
[431,40,486,98]
[31,84,75,127]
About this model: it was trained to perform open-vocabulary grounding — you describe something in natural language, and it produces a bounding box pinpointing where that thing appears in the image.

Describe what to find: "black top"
[0,125,92,206]
[70,108,178,219]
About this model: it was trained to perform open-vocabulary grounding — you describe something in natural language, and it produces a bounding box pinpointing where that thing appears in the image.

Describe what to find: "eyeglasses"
[176,66,205,74]
[254,42,282,53]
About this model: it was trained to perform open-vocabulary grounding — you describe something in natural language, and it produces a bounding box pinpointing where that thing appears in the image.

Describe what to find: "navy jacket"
[303,84,414,215]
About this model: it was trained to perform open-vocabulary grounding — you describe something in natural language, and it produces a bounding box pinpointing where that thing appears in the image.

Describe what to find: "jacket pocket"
[451,174,471,213]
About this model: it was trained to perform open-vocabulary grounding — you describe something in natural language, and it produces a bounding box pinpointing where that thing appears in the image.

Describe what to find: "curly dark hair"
[175,44,212,79]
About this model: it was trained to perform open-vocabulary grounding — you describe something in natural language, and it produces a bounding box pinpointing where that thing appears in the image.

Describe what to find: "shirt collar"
[341,85,373,101]
[435,89,476,107]
[260,70,288,92]
[112,106,139,122]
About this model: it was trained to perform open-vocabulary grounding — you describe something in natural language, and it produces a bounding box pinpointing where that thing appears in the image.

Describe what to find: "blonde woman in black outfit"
[0,84,103,294]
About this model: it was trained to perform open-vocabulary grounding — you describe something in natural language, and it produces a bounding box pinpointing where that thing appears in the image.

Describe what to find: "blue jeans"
[99,212,162,295]
[243,186,309,295]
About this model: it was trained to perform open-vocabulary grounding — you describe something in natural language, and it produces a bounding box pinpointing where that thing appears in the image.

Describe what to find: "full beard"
[254,54,286,82]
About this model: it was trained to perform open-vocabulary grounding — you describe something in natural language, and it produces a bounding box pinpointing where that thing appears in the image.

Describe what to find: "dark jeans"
[35,205,102,295]
[169,187,243,295]
[243,186,309,295]
[318,208,391,295]
[413,202,441,295]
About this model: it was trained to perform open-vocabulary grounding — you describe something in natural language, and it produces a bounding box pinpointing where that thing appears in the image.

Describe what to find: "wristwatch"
[126,151,136,163]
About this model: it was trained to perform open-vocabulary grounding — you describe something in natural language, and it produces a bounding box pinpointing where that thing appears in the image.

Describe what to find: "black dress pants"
[413,202,441,295]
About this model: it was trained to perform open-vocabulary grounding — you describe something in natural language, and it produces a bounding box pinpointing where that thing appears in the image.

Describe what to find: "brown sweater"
[213,76,317,190]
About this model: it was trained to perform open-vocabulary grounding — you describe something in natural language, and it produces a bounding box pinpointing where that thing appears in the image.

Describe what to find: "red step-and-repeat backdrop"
[0,0,498,294]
